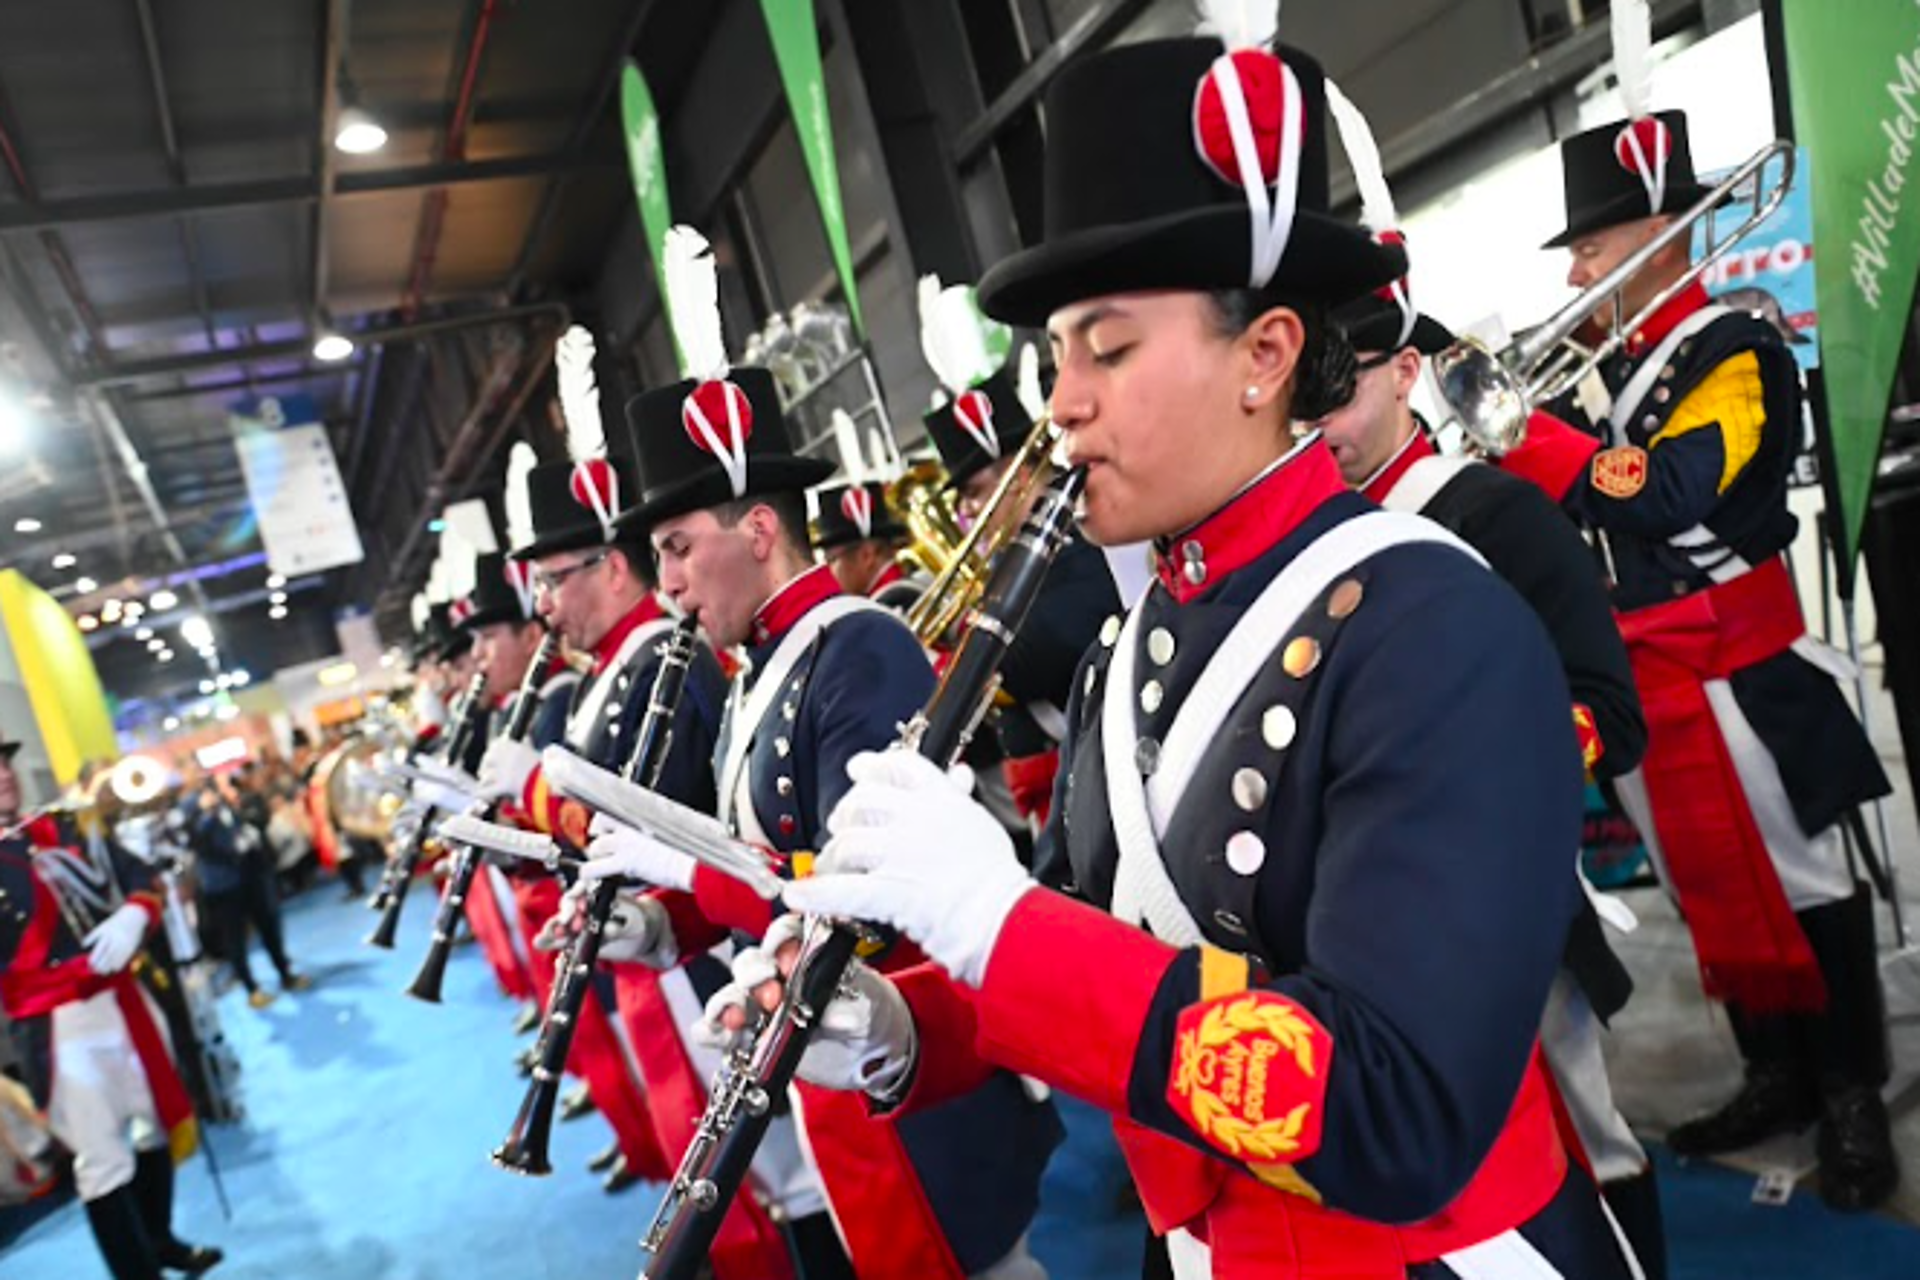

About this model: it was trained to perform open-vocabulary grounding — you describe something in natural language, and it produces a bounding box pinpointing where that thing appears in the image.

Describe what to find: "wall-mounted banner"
[1696,147,1818,374]
[1779,0,1920,571]
[231,394,364,576]
[621,60,681,362]
[759,0,866,336]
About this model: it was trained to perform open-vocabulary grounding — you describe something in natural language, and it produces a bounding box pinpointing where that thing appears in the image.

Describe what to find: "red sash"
[463,867,535,1003]
[1114,1051,1568,1279]
[1615,556,1825,1012]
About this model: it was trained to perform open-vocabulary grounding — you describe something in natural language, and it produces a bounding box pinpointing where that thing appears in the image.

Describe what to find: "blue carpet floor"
[3,885,1918,1278]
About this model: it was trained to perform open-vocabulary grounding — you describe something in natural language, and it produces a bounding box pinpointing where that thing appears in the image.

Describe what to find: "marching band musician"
[923,368,1119,830]
[1496,101,1899,1210]
[577,230,1062,1280]
[1315,274,1663,1273]
[0,735,222,1279]
[772,14,1636,1279]
[473,444,726,1195]
[813,480,924,610]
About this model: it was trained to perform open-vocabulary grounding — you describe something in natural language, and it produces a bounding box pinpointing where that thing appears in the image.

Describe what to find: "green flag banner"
[620,60,682,366]
[1780,0,1920,573]
[759,0,866,336]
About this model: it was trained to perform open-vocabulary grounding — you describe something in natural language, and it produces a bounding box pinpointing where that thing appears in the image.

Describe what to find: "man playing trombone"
[1499,104,1898,1211]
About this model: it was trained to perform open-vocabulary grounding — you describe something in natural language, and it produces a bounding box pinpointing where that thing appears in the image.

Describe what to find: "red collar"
[751,564,842,647]
[1359,429,1435,505]
[592,595,665,674]
[1152,440,1350,605]
[1625,281,1710,357]
[868,562,906,597]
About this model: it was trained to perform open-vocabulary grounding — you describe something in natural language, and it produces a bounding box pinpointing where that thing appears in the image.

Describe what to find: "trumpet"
[902,414,1062,645]
[1434,139,1795,457]
[492,616,700,1176]
[640,465,1087,1280]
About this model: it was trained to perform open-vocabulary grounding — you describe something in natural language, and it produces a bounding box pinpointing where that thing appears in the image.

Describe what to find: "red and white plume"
[1610,0,1669,216]
[1326,79,1414,349]
[556,325,620,541]
[1192,0,1301,288]
[666,225,751,497]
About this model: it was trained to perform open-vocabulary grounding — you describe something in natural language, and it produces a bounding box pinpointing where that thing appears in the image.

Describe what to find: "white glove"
[533,884,587,953]
[599,891,678,968]
[579,813,696,891]
[410,775,478,814]
[477,737,540,801]
[83,903,149,975]
[692,915,917,1098]
[785,751,1036,987]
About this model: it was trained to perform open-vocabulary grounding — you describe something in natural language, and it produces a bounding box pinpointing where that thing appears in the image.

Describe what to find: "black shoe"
[1666,1065,1817,1157]
[281,972,313,993]
[156,1242,225,1275]
[559,1086,596,1122]
[586,1142,623,1175]
[512,1004,542,1037]
[1816,1083,1900,1212]
[602,1155,641,1193]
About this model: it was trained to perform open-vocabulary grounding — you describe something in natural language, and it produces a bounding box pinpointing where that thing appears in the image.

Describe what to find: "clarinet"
[404,635,559,1001]
[641,469,1085,1279]
[494,615,700,1175]
[367,671,490,948]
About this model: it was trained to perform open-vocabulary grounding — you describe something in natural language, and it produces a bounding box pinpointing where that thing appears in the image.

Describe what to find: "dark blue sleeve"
[611,647,725,815]
[1125,556,1585,1221]
[800,614,935,846]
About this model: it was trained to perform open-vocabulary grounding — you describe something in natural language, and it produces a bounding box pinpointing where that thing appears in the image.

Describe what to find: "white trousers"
[1539,972,1647,1185]
[47,989,167,1201]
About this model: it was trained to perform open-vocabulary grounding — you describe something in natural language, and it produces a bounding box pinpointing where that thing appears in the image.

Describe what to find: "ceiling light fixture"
[51,553,75,570]
[179,615,214,650]
[333,106,388,155]
[269,591,288,606]
[268,605,288,621]
[135,627,154,641]
[149,588,178,611]
[162,716,180,732]
[76,576,98,594]
[77,615,98,632]
[266,573,286,590]
[15,517,42,533]
[312,332,355,362]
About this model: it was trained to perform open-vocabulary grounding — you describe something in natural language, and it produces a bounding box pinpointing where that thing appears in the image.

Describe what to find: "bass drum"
[312,737,403,844]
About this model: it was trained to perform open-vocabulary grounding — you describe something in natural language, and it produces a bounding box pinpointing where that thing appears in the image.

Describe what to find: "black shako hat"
[1336,291,1455,357]
[413,601,470,664]
[458,551,541,632]
[1545,110,1720,248]
[977,38,1404,327]
[813,481,908,551]
[0,732,19,762]
[922,370,1031,490]
[614,366,833,534]
[509,455,636,562]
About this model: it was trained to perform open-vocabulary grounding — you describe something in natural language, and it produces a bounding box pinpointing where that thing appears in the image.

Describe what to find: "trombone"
[902,413,1062,645]
[1434,139,1796,457]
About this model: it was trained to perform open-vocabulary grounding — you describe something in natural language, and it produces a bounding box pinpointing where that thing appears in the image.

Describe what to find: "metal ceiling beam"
[398,0,501,320]
[0,150,612,233]
[311,0,344,325]
[72,300,566,386]
[123,363,358,403]
[131,0,223,358]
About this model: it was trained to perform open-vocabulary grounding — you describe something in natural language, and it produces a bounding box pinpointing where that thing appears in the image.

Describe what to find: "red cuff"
[972,889,1178,1115]
[875,963,997,1118]
[650,888,729,962]
[692,863,776,937]
[125,892,163,929]
[1500,410,1599,502]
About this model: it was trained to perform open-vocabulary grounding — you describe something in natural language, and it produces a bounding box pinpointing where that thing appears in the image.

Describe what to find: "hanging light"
[313,332,355,362]
[15,516,42,533]
[149,588,178,611]
[333,106,388,155]
[51,553,75,570]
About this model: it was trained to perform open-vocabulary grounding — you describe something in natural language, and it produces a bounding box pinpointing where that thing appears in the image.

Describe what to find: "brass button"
[1225,831,1266,876]
[1140,680,1164,715]
[1327,579,1364,619]
[1231,768,1267,812]
[1099,615,1121,647]
[1262,705,1297,750]
[1147,628,1176,666]
[1282,636,1321,678]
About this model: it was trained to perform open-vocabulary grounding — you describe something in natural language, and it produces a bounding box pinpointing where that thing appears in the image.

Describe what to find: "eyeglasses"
[531,550,610,596]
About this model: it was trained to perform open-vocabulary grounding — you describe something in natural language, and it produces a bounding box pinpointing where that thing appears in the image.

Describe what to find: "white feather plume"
[1325,80,1397,236]
[1197,0,1280,50]
[919,274,1000,397]
[504,441,538,553]
[663,225,729,381]
[424,551,448,605]
[1611,0,1655,120]
[443,497,498,556]
[867,425,901,482]
[556,325,605,463]
[831,409,868,483]
[439,525,479,602]
[410,592,430,634]
[1016,342,1046,420]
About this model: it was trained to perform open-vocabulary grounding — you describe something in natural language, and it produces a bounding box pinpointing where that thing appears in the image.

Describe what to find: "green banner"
[759,0,865,336]
[1781,0,1920,577]
[620,60,682,366]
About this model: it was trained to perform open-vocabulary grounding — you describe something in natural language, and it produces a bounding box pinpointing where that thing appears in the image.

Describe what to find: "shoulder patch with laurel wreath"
[1168,991,1331,1165]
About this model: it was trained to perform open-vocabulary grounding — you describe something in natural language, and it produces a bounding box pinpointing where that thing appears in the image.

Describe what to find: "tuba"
[1434,139,1795,457]
[901,414,1061,646]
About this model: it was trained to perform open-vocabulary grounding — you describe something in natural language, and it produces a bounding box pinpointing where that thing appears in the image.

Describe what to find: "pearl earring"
[1243,386,1260,403]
